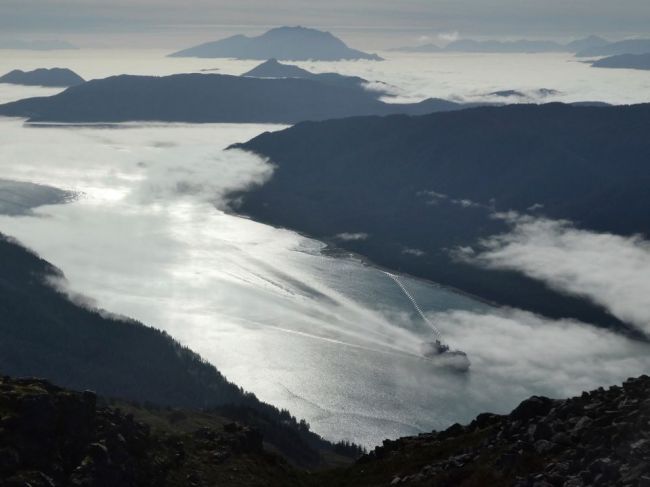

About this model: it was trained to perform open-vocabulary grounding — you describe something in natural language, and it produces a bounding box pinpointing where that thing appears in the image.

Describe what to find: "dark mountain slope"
[169,26,382,61]
[0,73,467,124]
[0,233,360,466]
[0,376,305,486]
[232,103,650,331]
[592,53,650,70]
[0,68,84,87]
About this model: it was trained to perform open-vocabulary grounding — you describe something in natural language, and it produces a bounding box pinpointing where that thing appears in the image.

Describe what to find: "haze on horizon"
[1,0,649,49]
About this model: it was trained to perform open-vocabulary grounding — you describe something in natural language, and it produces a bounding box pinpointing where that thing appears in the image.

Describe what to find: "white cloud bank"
[437,307,650,400]
[466,214,650,335]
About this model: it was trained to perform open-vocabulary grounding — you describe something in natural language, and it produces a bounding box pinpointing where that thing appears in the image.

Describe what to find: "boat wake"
[384,271,471,373]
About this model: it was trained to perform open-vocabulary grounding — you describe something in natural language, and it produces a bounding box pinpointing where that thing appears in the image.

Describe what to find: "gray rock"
[511,396,555,421]
[572,416,592,433]
[534,440,555,455]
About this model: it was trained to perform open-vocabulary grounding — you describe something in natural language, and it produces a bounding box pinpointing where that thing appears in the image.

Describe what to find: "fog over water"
[1,50,649,447]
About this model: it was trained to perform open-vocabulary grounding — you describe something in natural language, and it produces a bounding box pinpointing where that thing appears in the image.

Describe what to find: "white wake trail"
[383,271,442,339]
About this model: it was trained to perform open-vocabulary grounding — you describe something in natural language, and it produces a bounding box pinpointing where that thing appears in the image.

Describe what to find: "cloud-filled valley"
[1,49,650,449]
[1,107,649,447]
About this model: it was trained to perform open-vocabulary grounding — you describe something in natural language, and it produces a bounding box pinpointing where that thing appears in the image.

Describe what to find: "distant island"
[0,39,77,50]
[231,103,650,333]
[576,38,650,57]
[0,72,470,124]
[0,68,85,87]
[392,35,609,54]
[591,53,650,70]
[169,26,382,61]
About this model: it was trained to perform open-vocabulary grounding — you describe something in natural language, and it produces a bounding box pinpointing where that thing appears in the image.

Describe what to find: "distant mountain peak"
[0,67,84,87]
[169,26,383,61]
[241,58,314,78]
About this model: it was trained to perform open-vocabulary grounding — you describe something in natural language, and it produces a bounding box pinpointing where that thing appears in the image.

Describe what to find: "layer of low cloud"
[438,31,460,44]
[436,307,650,400]
[465,214,650,335]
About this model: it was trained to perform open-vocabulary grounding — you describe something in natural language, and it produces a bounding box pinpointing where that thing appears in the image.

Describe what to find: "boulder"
[510,396,555,421]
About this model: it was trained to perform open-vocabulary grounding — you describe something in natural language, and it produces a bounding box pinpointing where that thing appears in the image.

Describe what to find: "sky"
[1,0,649,49]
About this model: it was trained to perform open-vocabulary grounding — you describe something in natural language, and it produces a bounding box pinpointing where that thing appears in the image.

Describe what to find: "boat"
[383,270,471,373]
[420,339,471,372]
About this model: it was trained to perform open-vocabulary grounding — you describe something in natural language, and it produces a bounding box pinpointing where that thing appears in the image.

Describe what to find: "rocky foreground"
[328,376,650,486]
[0,376,301,487]
[1,374,649,486]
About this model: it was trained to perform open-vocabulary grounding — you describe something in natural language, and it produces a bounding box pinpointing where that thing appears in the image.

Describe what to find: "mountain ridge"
[392,35,609,54]
[0,72,470,124]
[231,103,650,333]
